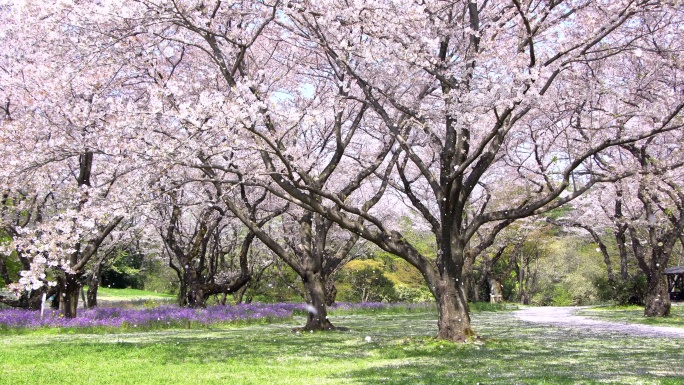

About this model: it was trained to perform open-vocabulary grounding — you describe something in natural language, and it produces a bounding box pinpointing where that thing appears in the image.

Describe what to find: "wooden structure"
[665,266,684,301]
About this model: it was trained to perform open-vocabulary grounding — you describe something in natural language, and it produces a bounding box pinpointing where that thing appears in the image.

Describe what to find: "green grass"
[95,287,176,300]
[91,287,176,307]
[1,306,683,384]
[580,303,684,328]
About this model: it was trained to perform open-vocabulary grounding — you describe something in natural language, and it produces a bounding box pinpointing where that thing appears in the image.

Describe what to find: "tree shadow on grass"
[339,312,684,385]
[340,334,684,385]
[4,310,684,384]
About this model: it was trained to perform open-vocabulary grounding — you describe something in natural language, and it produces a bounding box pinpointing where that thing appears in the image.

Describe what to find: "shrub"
[395,285,433,303]
[594,274,646,306]
[338,260,398,302]
[551,285,574,306]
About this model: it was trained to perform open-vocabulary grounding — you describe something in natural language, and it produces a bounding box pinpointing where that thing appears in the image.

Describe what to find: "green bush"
[551,285,574,306]
[338,260,398,302]
[531,290,552,306]
[594,274,646,306]
[395,284,433,303]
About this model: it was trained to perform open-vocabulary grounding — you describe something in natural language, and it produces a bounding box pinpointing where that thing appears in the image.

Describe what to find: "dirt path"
[514,307,684,339]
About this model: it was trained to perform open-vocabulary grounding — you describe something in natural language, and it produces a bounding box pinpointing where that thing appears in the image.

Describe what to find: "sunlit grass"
[89,287,176,308]
[581,303,684,328]
[95,287,176,300]
[1,305,683,384]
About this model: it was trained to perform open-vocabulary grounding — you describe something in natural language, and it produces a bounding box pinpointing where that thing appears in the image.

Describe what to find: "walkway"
[514,306,684,339]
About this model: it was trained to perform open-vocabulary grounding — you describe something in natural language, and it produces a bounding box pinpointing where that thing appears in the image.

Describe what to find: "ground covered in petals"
[0,304,682,384]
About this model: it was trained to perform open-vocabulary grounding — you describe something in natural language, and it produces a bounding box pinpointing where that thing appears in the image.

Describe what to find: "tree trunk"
[0,287,51,310]
[324,276,337,307]
[87,283,98,309]
[462,251,476,302]
[0,255,11,285]
[301,272,334,331]
[233,285,247,305]
[187,286,206,308]
[616,226,630,281]
[86,259,105,308]
[177,284,188,307]
[519,270,530,305]
[59,274,80,318]
[185,269,206,308]
[517,251,527,304]
[473,262,490,303]
[644,269,671,317]
[434,279,474,342]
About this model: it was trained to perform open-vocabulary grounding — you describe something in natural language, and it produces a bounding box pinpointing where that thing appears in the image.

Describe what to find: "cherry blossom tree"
[3,0,683,340]
[87,0,397,330]
[552,6,684,315]
[561,136,684,316]
[0,1,152,317]
[152,174,286,308]
[260,0,684,341]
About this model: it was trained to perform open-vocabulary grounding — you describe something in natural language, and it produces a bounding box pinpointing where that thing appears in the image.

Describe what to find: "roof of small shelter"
[665,266,684,275]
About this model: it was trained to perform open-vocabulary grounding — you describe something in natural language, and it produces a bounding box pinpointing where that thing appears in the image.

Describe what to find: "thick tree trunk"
[644,270,671,317]
[462,252,475,302]
[87,284,99,309]
[301,272,334,331]
[185,269,206,308]
[174,262,211,308]
[324,276,337,307]
[473,264,490,303]
[26,291,45,310]
[59,274,80,318]
[187,285,206,308]
[616,226,630,281]
[177,283,188,307]
[434,279,474,342]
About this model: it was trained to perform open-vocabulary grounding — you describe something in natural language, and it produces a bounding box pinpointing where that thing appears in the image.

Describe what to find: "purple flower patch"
[0,302,413,330]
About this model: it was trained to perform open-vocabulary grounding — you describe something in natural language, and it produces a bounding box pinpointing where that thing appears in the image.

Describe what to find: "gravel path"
[514,306,684,339]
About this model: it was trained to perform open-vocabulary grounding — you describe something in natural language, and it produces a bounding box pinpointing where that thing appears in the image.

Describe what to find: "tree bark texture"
[86,259,105,308]
[59,273,80,318]
[324,276,337,307]
[302,271,334,331]
[644,270,671,317]
[434,279,474,342]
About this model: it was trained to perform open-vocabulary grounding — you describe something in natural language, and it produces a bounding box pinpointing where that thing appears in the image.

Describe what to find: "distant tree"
[562,139,684,315]
[339,259,398,303]
[153,180,284,308]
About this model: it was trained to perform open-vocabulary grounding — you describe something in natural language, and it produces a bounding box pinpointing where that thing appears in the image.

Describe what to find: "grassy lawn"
[1,305,683,384]
[89,287,176,308]
[580,303,684,328]
[95,287,176,301]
